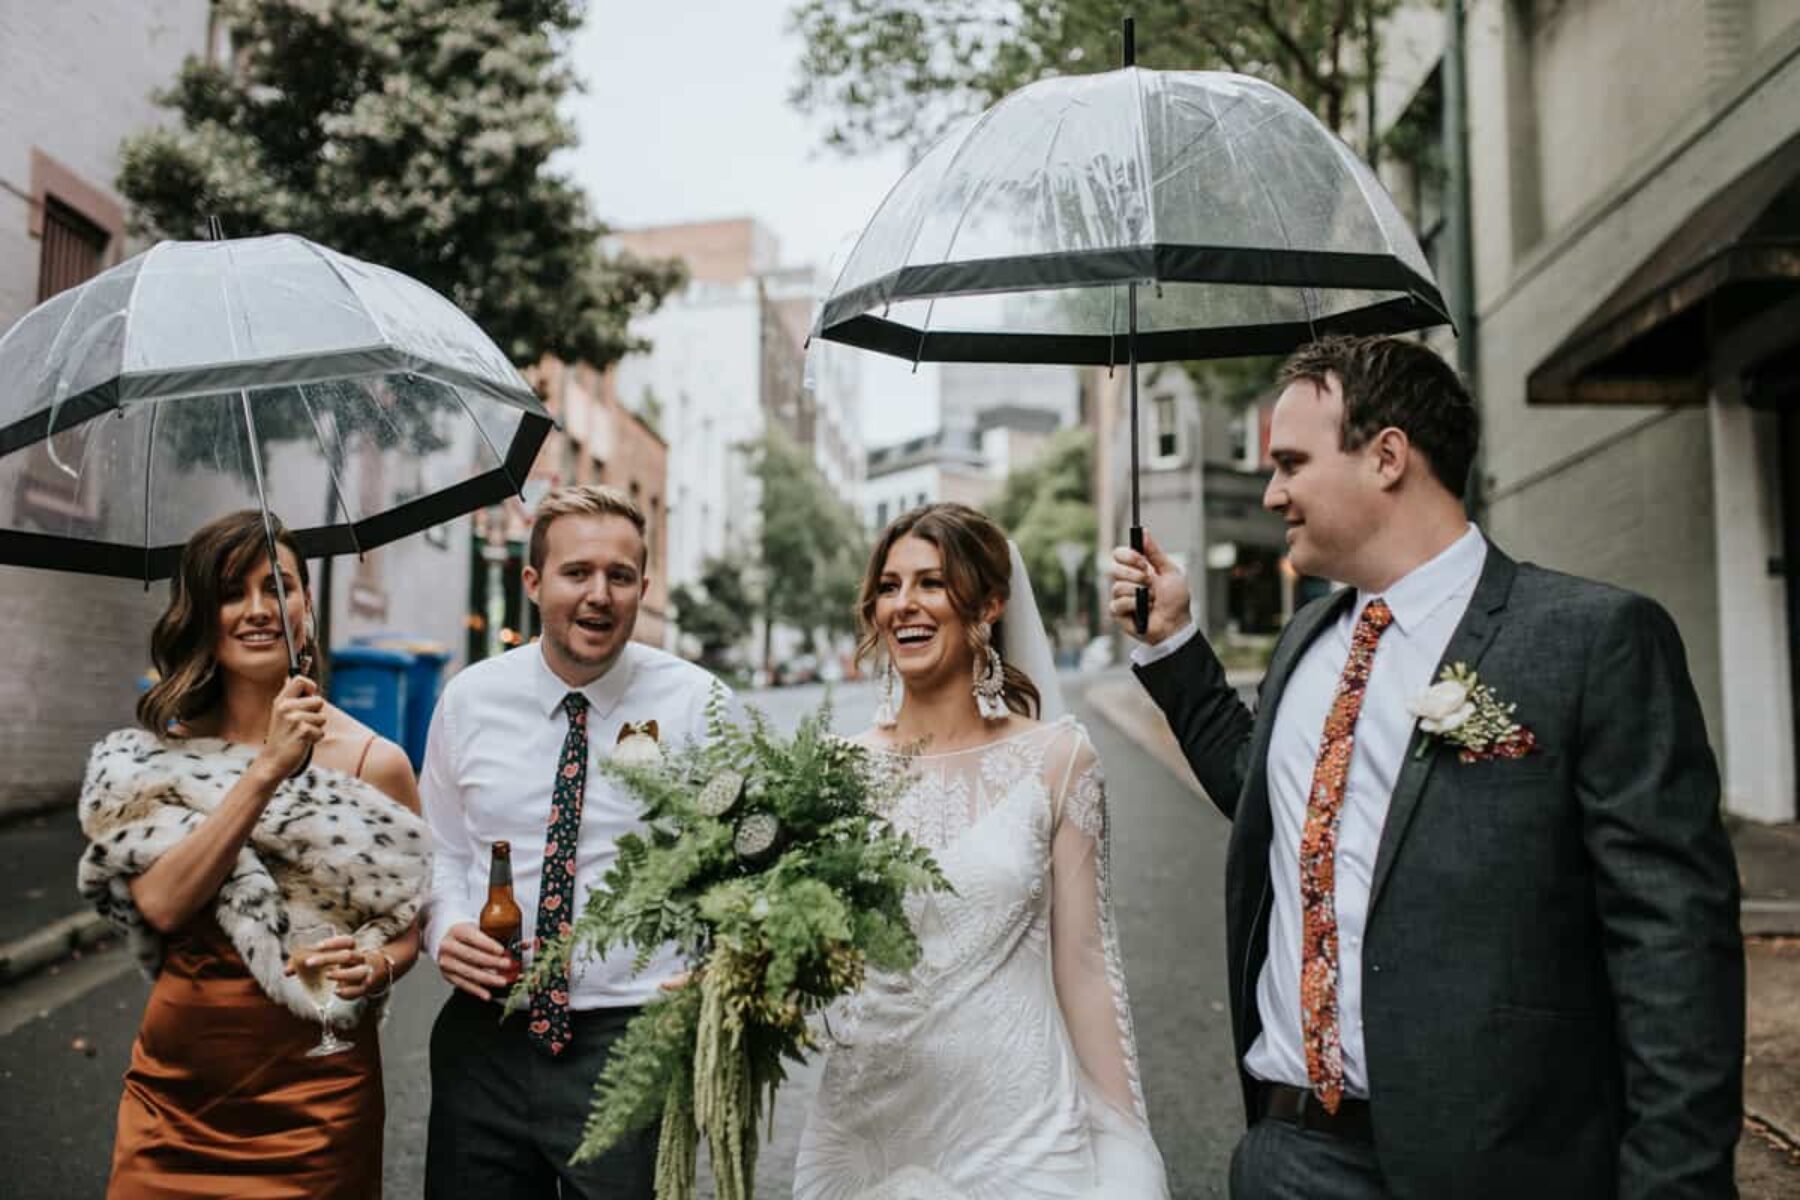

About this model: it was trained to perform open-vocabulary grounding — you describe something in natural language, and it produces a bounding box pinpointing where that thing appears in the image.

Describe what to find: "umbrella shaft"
[237,390,303,676]
[1128,281,1139,527]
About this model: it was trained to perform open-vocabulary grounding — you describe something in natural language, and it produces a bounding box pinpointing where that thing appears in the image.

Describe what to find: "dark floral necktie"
[1299,598,1393,1114]
[529,691,588,1056]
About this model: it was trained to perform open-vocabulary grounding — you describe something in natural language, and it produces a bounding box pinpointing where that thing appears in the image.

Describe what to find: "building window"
[876,500,889,527]
[20,198,112,531]
[37,197,107,303]
[1383,66,1446,277]
[1151,393,1183,465]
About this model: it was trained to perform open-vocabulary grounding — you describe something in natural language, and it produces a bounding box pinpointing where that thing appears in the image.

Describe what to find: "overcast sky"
[563,1,941,446]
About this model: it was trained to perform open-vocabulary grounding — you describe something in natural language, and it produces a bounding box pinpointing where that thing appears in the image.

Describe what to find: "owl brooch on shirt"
[613,720,663,766]
[1407,663,1537,763]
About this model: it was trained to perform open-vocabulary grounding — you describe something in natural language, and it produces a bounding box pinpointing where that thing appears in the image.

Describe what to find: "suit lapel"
[1366,545,1519,921]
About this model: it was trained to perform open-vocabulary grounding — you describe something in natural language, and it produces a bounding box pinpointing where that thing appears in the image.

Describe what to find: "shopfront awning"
[1527,134,1800,406]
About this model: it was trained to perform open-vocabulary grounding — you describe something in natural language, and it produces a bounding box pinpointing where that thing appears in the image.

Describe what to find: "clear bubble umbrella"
[0,231,551,672]
[811,21,1450,629]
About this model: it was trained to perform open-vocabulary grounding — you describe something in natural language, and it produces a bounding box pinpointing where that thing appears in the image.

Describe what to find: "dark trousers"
[1229,1116,1390,1200]
[426,991,655,1200]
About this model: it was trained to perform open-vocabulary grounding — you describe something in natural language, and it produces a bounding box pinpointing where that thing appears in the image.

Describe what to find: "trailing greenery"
[519,692,947,1199]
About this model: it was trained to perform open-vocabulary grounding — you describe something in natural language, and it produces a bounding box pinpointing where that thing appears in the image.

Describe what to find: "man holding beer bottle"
[419,485,729,1199]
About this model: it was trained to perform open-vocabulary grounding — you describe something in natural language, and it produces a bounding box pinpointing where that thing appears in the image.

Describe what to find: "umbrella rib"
[115,241,162,418]
[1149,92,1265,190]
[887,96,1022,305]
[296,385,364,558]
[1128,66,1157,250]
[1206,88,1319,334]
[447,386,524,500]
[141,400,160,588]
[298,238,395,348]
[36,272,103,462]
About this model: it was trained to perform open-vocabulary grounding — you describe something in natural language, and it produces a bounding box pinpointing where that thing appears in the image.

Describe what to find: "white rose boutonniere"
[612,720,663,766]
[1408,664,1536,763]
[1408,679,1475,734]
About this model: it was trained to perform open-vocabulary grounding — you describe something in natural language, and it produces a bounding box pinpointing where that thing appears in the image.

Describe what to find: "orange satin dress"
[106,915,385,1198]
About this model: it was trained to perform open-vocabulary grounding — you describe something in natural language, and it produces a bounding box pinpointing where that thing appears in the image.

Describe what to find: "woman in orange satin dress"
[77,512,429,1199]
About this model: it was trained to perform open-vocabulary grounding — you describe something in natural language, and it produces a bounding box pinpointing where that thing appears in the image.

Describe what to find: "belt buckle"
[1291,1086,1319,1131]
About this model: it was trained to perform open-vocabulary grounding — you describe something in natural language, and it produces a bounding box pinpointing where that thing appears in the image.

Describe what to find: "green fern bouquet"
[519,694,947,1200]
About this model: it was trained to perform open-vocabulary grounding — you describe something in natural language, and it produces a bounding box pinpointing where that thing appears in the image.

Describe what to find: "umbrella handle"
[287,651,314,777]
[1129,526,1149,636]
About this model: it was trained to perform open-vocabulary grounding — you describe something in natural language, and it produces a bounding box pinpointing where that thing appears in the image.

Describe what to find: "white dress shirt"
[420,639,728,1009]
[1136,525,1487,1095]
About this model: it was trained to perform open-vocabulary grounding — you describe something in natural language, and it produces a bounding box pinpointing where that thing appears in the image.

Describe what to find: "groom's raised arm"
[1110,535,1255,820]
[1575,592,1743,1198]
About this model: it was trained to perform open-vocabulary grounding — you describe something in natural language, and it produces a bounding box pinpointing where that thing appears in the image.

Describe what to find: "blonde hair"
[528,484,648,571]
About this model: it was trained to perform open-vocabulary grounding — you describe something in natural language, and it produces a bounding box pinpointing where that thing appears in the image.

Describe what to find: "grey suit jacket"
[1136,543,1744,1200]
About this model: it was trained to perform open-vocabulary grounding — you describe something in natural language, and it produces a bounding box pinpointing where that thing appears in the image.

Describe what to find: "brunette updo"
[855,502,1039,718]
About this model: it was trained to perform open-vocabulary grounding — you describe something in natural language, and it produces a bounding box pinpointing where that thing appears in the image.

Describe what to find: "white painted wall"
[1708,389,1794,823]
[613,280,765,587]
[0,1,212,815]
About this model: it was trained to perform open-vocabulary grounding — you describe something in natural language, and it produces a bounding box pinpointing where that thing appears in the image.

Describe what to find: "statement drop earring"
[973,624,1007,721]
[874,655,900,729]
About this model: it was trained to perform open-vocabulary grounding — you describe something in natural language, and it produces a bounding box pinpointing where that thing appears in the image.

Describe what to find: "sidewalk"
[1083,672,1800,1193]
[0,808,107,983]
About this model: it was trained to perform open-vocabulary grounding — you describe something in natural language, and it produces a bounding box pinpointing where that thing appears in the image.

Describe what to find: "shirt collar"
[1357,523,1487,635]
[530,639,637,722]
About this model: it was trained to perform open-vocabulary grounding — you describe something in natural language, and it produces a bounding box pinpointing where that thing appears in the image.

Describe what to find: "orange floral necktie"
[1299,598,1393,1114]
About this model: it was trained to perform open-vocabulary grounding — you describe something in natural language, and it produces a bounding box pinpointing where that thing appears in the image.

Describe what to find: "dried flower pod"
[696,769,746,818]
[733,811,781,862]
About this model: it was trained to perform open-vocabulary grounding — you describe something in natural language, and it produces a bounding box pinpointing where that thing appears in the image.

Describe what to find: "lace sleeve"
[1049,728,1149,1126]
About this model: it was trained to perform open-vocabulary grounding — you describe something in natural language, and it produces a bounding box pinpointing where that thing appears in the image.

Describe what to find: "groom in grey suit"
[1111,335,1743,1199]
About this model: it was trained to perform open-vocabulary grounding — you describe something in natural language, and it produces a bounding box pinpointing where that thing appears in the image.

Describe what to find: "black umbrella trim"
[816,243,1449,334]
[0,347,545,459]
[820,293,1447,366]
[0,408,551,581]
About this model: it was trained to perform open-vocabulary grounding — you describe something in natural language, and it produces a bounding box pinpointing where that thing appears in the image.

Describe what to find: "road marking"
[0,944,136,1038]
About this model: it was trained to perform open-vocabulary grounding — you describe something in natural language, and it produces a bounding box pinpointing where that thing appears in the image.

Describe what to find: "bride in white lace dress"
[795,504,1169,1200]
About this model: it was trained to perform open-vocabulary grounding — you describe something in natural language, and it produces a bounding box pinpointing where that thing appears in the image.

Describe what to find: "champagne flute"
[291,922,355,1057]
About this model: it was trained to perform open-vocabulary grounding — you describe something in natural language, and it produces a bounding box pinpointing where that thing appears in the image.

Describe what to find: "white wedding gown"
[794,717,1170,1199]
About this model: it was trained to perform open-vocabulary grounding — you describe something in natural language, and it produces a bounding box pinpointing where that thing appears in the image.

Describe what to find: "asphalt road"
[0,673,1241,1198]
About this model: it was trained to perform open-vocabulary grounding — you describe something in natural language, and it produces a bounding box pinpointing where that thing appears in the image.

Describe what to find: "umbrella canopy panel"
[0,234,550,579]
[816,68,1448,364]
[0,234,535,446]
[0,372,543,579]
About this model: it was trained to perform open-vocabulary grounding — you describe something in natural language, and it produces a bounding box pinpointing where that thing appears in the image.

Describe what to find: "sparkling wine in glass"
[292,923,355,1057]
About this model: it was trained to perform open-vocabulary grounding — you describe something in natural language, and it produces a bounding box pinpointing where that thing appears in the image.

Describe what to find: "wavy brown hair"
[137,511,319,735]
[855,503,1040,719]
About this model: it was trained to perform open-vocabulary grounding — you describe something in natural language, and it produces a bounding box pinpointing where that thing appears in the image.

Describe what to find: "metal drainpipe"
[1444,0,1482,520]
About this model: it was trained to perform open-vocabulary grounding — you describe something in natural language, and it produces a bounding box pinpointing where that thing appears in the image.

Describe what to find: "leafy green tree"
[747,431,868,668]
[789,0,1410,159]
[671,555,756,672]
[992,429,1096,634]
[118,0,682,370]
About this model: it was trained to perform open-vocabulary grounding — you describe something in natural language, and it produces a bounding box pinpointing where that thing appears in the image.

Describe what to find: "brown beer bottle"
[479,840,524,985]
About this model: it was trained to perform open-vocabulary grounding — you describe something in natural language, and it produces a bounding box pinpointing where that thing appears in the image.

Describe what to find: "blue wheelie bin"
[353,636,451,769]
[329,645,414,747]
